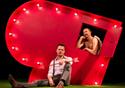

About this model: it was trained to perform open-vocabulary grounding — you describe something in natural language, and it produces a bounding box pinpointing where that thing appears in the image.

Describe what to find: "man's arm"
[77,36,85,48]
[84,37,98,55]
[47,61,55,86]
[64,57,73,65]
[47,75,55,86]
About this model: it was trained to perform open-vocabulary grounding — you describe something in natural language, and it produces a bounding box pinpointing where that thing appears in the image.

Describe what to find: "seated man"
[77,27,102,55]
[8,43,73,88]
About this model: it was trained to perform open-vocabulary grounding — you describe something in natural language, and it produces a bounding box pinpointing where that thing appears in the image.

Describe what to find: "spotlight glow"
[15,20,20,24]
[23,8,29,14]
[38,7,42,10]
[37,61,43,65]
[74,12,78,16]
[11,46,15,50]
[94,82,98,85]
[56,8,61,13]
[13,19,20,24]
[94,18,97,24]
[26,10,29,14]
[94,19,97,22]
[9,33,13,36]
[100,64,104,67]
[37,4,40,7]
[113,25,117,28]
[15,47,19,51]
[23,8,26,11]
[22,58,28,61]
[11,46,19,51]
[13,19,16,22]
[37,3,43,10]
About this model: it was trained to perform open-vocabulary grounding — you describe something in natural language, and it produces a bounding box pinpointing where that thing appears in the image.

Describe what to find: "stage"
[1,80,125,88]
[0,0,125,87]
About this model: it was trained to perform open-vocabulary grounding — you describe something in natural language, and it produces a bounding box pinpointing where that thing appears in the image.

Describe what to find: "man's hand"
[59,59,65,65]
[48,75,55,87]
[80,36,86,40]
[49,80,55,87]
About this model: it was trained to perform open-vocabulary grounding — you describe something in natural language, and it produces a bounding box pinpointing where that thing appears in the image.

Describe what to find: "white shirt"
[48,56,72,77]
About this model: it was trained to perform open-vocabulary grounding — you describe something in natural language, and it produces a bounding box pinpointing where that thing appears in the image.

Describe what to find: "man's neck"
[57,55,64,59]
[88,36,93,41]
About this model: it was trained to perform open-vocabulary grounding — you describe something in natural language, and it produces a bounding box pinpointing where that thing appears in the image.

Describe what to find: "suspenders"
[52,57,67,76]
[53,59,55,77]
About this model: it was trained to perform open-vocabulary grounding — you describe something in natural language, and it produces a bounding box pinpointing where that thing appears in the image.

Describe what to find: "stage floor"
[1,80,125,88]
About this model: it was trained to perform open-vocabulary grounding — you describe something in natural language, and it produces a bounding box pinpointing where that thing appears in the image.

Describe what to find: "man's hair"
[83,27,91,32]
[57,43,65,47]
[83,27,94,36]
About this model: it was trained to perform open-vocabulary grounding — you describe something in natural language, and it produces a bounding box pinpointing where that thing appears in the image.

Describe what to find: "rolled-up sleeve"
[68,57,73,65]
[65,56,73,65]
[47,60,54,77]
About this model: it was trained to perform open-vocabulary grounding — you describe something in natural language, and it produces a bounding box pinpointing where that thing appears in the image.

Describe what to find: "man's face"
[56,45,65,57]
[83,28,91,38]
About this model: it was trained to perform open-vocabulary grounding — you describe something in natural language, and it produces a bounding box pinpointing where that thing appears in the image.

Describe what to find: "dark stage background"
[0,0,125,85]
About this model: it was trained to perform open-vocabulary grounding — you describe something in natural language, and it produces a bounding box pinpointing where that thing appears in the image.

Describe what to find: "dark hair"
[57,43,65,47]
[83,27,94,36]
[83,27,91,31]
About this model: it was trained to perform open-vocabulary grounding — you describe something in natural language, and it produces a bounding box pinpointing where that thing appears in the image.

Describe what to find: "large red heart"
[5,0,122,85]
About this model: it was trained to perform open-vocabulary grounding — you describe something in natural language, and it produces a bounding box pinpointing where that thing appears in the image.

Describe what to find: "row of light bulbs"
[7,1,120,84]
[11,2,119,29]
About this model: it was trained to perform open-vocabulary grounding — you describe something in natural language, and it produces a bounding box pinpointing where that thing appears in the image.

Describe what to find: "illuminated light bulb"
[13,19,20,24]
[9,33,16,38]
[23,8,26,11]
[37,4,40,7]
[36,3,43,10]
[22,58,28,61]
[12,46,15,50]
[57,11,61,13]
[100,63,104,67]
[22,58,25,61]
[37,61,43,65]
[94,19,97,24]
[15,47,19,51]
[94,19,97,22]
[73,57,79,63]
[22,57,27,61]
[13,19,16,22]
[11,46,19,51]
[23,8,29,14]
[26,10,29,14]
[9,33,13,36]
[74,12,78,16]
[113,25,117,28]
[56,8,59,11]
[94,82,98,85]
[12,34,16,37]
[36,61,45,69]
[38,7,42,10]
[56,8,61,13]
[15,20,20,24]
[37,62,40,64]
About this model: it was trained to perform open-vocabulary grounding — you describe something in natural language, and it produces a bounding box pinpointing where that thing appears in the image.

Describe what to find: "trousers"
[17,63,71,87]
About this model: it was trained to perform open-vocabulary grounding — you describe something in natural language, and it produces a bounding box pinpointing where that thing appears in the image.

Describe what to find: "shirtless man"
[77,28,102,55]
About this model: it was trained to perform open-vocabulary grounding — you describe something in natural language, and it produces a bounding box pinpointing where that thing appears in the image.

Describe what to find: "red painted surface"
[5,0,122,85]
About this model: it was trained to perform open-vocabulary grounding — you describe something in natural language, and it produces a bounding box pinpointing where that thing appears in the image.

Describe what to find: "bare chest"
[85,41,93,49]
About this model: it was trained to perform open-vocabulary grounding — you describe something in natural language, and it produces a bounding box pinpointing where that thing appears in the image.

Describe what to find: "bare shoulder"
[93,36,98,42]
